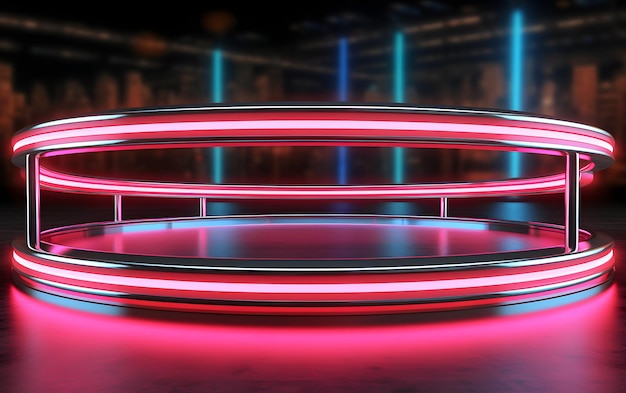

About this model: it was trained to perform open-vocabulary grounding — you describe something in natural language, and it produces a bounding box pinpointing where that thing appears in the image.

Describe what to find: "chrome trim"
[199,197,207,217]
[26,153,40,250]
[565,152,580,253]
[114,194,122,222]
[440,197,448,217]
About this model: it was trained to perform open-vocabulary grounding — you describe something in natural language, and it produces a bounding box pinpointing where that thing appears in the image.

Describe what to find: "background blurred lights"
[202,10,237,35]
[130,31,168,58]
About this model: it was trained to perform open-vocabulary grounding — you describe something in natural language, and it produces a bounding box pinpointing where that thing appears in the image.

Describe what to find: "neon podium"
[11,104,616,314]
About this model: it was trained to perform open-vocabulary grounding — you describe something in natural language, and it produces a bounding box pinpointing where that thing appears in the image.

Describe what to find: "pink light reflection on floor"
[5,282,621,393]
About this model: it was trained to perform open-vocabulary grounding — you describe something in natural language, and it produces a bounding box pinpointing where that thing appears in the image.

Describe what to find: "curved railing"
[10,104,616,314]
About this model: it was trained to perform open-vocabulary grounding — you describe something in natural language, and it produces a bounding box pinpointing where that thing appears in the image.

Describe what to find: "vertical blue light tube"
[509,9,523,178]
[212,144,223,184]
[393,31,405,184]
[213,49,223,104]
[338,38,348,102]
[338,38,349,185]
[394,32,405,103]
[213,49,223,184]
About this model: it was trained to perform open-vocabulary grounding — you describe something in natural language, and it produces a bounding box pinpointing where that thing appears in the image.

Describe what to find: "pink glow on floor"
[6,282,620,393]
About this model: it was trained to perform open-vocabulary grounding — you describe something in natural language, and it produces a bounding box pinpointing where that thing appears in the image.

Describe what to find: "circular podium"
[11,104,616,314]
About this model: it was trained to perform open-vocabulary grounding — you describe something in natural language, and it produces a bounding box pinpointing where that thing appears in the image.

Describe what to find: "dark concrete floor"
[1,198,625,393]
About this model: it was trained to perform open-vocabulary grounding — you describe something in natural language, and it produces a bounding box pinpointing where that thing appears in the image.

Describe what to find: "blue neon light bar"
[213,49,223,104]
[213,49,223,184]
[338,38,349,185]
[213,146,223,184]
[393,32,405,184]
[394,32,405,103]
[393,146,404,184]
[509,9,523,178]
[338,38,348,101]
[510,10,523,112]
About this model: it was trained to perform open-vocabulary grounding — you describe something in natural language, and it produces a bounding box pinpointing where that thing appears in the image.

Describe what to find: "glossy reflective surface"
[43,219,564,259]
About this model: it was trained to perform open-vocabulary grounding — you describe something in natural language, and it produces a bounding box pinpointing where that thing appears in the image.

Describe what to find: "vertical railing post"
[565,152,580,253]
[440,197,448,218]
[114,194,123,222]
[26,153,40,250]
[199,197,207,217]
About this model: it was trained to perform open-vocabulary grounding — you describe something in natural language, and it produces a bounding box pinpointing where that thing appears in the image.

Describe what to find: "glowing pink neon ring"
[38,167,595,198]
[10,104,616,315]
[9,219,616,314]
[11,104,614,198]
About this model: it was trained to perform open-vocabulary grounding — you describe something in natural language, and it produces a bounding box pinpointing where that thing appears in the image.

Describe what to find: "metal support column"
[565,152,580,253]
[199,197,207,217]
[440,197,448,218]
[26,153,40,250]
[114,194,123,222]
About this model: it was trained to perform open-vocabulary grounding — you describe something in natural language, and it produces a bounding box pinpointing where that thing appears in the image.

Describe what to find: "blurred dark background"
[2,3,626,393]
[0,0,625,202]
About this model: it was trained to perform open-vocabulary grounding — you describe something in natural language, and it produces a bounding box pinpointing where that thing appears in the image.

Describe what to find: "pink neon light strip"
[18,271,612,314]
[38,168,593,198]
[13,119,614,154]
[12,250,613,294]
